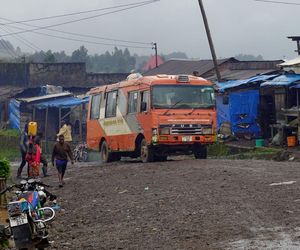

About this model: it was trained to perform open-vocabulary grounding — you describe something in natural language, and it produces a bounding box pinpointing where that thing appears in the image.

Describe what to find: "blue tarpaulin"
[217,74,278,92]
[217,90,260,137]
[261,74,300,87]
[9,99,20,130]
[290,84,300,89]
[33,96,89,109]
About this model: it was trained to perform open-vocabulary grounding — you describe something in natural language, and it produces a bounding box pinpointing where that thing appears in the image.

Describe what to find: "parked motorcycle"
[0,179,56,250]
[74,142,88,162]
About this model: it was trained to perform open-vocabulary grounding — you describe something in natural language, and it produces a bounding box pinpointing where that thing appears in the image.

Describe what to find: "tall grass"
[0,129,19,137]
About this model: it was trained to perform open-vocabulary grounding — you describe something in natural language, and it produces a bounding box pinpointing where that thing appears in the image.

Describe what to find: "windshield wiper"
[163,99,183,115]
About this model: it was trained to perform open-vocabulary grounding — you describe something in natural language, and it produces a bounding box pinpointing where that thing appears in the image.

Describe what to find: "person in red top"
[26,136,41,178]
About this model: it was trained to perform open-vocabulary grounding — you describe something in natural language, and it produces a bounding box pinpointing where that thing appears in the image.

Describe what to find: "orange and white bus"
[87,74,216,163]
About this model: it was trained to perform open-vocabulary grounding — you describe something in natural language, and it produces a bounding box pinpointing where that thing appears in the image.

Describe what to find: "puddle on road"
[226,227,300,250]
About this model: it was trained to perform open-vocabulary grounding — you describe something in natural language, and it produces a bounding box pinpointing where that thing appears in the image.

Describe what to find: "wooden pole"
[79,105,83,142]
[297,89,300,144]
[45,107,48,154]
[197,0,221,82]
[0,178,7,208]
[59,108,61,129]
[33,107,36,121]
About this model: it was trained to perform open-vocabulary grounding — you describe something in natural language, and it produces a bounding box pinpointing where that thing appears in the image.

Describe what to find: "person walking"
[57,121,72,142]
[34,136,49,177]
[51,135,74,188]
[17,124,29,178]
[26,136,41,178]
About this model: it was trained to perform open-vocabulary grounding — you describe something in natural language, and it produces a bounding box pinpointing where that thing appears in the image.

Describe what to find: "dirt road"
[17,158,300,249]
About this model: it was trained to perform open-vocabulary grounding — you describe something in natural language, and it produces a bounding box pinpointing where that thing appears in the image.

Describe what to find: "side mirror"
[141,102,147,112]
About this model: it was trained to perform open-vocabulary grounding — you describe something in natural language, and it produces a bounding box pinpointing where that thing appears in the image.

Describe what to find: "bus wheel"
[194,144,207,159]
[140,139,153,163]
[100,141,113,163]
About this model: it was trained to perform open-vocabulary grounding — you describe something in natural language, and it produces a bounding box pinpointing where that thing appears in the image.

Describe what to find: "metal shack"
[260,74,300,145]
[216,74,278,139]
[9,88,89,152]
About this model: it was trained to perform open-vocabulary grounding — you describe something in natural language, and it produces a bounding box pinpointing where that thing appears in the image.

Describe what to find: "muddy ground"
[9,158,300,249]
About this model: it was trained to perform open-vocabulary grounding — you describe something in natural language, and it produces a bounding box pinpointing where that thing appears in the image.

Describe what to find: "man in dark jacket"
[51,134,74,187]
[17,124,29,178]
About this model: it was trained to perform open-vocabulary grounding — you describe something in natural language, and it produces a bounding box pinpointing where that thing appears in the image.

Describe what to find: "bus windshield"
[152,85,215,109]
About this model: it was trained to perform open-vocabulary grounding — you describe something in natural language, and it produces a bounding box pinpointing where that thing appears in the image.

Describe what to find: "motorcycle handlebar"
[0,184,17,195]
[36,182,50,187]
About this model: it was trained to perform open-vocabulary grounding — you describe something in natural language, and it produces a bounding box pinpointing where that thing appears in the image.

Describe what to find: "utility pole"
[21,55,27,85]
[198,0,221,82]
[152,42,158,68]
[287,36,300,55]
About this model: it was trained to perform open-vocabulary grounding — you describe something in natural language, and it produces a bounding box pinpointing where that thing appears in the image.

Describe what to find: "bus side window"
[90,94,101,120]
[140,91,149,112]
[128,91,138,114]
[105,90,118,118]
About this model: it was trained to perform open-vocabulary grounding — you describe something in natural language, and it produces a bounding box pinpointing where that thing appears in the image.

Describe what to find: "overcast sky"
[0,0,299,60]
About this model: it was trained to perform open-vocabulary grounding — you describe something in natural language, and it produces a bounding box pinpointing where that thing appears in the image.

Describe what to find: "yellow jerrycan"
[28,121,37,136]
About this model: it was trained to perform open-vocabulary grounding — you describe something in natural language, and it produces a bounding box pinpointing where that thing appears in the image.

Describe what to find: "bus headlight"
[152,135,158,143]
[159,127,170,135]
[202,127,212,135]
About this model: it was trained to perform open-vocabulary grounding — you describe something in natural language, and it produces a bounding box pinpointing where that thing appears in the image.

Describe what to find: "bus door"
[125,91,140,151]
[138,90,152,142]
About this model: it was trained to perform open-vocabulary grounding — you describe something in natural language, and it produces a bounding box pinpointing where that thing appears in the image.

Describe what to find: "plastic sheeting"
[217,74,278,92]
[33,96,89,109]
[217,90,260,137]
[9,99,20,130]
[261,74,300,87]
[290,84,300,89]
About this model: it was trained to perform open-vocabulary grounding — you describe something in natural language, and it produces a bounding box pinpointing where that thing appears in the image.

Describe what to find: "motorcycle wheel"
[81,151,88,162]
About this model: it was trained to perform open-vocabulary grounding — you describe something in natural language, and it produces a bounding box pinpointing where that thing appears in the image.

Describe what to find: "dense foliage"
[0,158,11,179]
[0,129,19,137]
[235,54,264,61]
[0,39,189,73]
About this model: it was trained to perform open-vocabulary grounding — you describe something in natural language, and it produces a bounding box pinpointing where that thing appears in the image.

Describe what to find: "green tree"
[71,45,88,62]
[235,54,264,61]
[44,50,56,63]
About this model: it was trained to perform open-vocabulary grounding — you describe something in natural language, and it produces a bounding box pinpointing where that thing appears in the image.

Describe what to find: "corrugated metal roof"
[206,69,278,81]
[0,86,25,102]
[143,58,282,82]
[144,58,236,76]
[261,74,300,87]
[34,96,89,109]
[217,74,278,92]
[290,84,300,89]
[280,56,300,67]
[17,92,71,103]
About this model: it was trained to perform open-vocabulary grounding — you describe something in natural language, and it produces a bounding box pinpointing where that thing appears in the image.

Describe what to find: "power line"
[254,0,300,6]
[1,0,159,25]
[0,2,155,50]
[0,38,17,58]
[0,21,152,49]
[0,17,151,46]
[0,1,158,38]
[0,25,40,52]
[0,20,152,49]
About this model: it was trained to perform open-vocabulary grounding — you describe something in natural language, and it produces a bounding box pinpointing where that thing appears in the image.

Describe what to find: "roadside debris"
[269,181,296,186]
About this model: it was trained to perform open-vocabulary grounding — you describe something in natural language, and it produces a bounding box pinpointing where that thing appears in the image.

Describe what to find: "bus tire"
[140,139,154,163]
[194,144,207,159]
[100,141,113,163]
